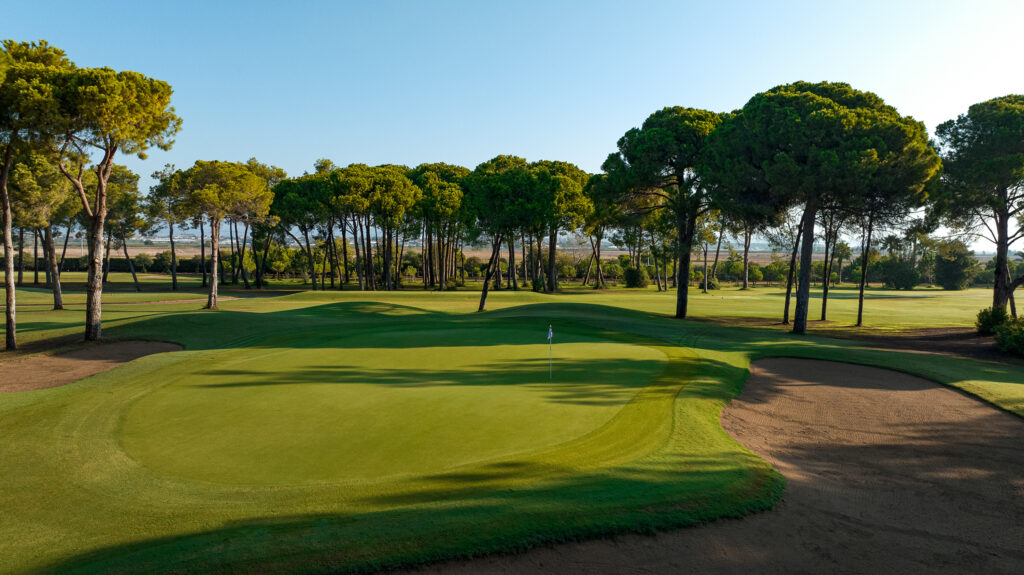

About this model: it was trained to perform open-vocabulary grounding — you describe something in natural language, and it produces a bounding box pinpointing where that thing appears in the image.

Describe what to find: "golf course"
[2,275,1023,573]
[3,8,1024,573]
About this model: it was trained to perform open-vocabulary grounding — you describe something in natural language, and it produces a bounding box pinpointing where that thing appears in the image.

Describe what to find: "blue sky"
[4,0,1023,213]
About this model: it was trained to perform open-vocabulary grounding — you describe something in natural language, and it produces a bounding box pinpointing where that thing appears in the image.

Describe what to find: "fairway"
[122,327,666,484]
[3,286,1024,573]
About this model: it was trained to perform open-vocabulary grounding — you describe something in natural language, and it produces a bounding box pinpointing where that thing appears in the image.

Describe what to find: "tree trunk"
[302,227,317,291]
[239,223,251,289]
[820,227,834,321]
[200,220,207,287]
[169,220,178,291]
[857,218,874,327]
[17,227,24,286]
[206,218,221,309]
[329,223,339,289]
[42,230,51,287]
[783,226,803,325]
[793,204,818,334]
[322,236,330,289]
[742,227,751,289]
[341,220,350,286]
[33,229,39,285]
[508,239,518,290]
[257,233,272,289]
[993,202,1012,309]
[703,242,709,293]
[491,236,499,288]
[711,222,724,279]
[521,233,529,283]
[547,228,557,293]
[44,226,63,310]
[102,230,112,284]
[85,212,107,340]
[59,222,71,274]
[675,213,697,319]
[229,221,239,284]
[363,217,374,290]
[478,235,502,312]
[353,216,364,290]
[1,150,17,350]
[122,233,141,292]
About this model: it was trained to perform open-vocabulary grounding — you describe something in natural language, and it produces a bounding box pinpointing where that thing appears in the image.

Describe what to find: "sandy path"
[0,341,182,393]
[405,358,1024,574]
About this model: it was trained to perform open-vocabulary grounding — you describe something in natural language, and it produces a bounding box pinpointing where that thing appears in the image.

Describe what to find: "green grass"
[0,276,1021,574]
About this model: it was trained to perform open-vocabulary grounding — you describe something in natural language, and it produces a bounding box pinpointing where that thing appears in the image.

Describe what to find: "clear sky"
[5,0,1023,248]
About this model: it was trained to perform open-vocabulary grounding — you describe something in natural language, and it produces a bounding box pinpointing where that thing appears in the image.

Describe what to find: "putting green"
[121,326,668,484]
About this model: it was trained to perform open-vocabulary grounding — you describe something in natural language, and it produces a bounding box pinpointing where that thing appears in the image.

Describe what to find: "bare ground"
[0,340,182,393]
[404,358,1024,574]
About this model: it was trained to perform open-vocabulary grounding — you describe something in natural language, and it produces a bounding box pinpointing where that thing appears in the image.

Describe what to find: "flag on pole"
[548,324,553,380]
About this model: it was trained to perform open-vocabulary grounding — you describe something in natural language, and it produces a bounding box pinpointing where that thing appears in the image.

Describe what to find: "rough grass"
[0,277,1020,574]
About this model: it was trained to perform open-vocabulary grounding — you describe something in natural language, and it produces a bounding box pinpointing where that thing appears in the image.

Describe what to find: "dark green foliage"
[133,253,153,272]
[935,95,1024,308]
[976,305,1010,335]
[623,266,649,288]
[878,258,920,290]
[152,251,173,272]
[603,262,622,280]
[934,240,979,290]
[994,319,1024,355]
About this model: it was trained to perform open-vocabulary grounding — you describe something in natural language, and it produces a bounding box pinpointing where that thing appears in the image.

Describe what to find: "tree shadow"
[35,450,780,575]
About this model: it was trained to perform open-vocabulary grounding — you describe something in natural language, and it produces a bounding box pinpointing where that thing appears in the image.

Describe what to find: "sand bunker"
[405,357,1024,574]
[0,341,182,393]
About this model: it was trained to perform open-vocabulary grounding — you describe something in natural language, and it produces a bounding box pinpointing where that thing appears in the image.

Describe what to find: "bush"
[152,251,173,273]
[133,253,154,272]
[559,264,575,280]
[994,318,1024,355]
[934,240,979,290]
[623,266,649,288]
[879,258,919,290]
[705,276,720,290]
[976,305,1010,335]
[603,263,622,280]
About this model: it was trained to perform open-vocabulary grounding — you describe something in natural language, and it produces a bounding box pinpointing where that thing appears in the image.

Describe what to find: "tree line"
[2,39,1022,348]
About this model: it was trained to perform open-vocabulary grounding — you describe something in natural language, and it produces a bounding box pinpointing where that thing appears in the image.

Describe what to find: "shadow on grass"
[36,453,780,575]
[193,357,664,406]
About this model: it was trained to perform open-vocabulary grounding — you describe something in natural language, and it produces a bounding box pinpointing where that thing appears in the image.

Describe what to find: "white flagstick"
[548,324,553,380]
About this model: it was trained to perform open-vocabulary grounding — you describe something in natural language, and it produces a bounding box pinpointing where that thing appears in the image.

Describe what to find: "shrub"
[152,251,173,273]
[994,318,1024,355]
[705,276,720,290]
[559,264,575,280]
[623,266,649,288]
[133,253,154,272]
[603,263,622,280]
[531,277,545,292]
[976,305,1010,335]
[934,240,979,290]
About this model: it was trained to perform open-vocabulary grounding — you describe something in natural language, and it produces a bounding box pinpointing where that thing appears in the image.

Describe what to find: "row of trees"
[3,39,1022,346]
